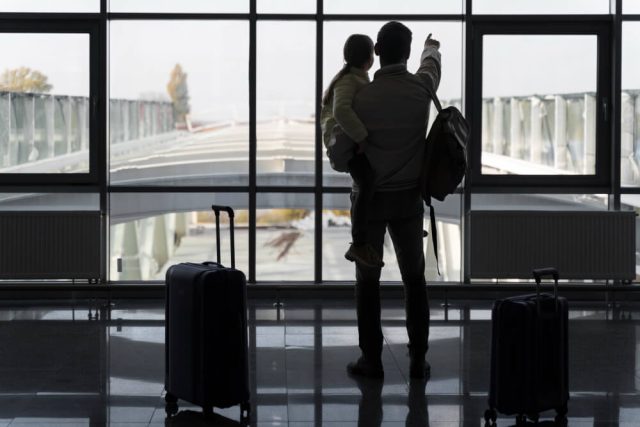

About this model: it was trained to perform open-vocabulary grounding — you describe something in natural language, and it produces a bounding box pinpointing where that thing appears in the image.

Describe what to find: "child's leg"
[348,152,373,246]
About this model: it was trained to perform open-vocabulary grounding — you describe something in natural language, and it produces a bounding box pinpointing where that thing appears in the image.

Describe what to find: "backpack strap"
[426,200,441,276]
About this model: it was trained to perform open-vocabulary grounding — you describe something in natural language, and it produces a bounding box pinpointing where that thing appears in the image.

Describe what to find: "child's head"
[343,34,374,71]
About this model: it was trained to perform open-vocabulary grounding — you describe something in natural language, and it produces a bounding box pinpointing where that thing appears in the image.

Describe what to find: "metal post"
[621,92,635,185]
[64,96,73,154]
[509,97,522,159]
[554,95,568,171]
[45,95,54,159]
[492,97,504,155]
[530,96,543,164]
[481,100,491,153]
[0,92,10,168]
[584,93,597,174]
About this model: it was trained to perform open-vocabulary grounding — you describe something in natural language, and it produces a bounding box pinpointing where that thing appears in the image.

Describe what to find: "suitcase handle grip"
[211,205,235,269]
[532,267,559,312]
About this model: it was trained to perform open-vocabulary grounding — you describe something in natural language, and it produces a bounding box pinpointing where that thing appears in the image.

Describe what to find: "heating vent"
[469,211,636,280]
[0,212,101,280]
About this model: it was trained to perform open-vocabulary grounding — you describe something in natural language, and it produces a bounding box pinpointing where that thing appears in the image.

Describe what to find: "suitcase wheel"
[483,408,497,424]
[241,401,251,421]
[164,393,178,417]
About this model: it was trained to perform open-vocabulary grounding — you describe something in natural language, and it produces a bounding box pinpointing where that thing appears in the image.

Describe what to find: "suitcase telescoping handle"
[211,205,235,269]
[532,267,559,311]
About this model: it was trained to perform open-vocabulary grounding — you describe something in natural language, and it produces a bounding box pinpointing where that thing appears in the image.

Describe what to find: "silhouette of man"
[345,21,441,379]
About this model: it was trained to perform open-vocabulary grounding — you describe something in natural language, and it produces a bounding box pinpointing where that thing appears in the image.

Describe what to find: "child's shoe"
[344,243,384,268]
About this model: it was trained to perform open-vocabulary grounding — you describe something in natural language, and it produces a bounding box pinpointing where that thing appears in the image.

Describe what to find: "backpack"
[421,90,469,275]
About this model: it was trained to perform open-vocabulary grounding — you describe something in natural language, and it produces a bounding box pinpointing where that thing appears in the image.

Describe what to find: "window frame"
[468,18,613,190]
[0,18,102,186]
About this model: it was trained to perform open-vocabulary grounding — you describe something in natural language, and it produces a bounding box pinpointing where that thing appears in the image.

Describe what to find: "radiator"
[469,210,636,280]
[0,212,101,280]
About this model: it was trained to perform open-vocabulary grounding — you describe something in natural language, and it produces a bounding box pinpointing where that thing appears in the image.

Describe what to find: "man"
[346,21,441,379]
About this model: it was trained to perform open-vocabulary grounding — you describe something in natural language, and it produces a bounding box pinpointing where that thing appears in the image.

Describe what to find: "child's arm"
[332,75,368,144]
[416,34,442,93]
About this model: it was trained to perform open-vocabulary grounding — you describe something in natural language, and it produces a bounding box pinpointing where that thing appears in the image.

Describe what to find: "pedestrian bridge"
[0,91,638,280]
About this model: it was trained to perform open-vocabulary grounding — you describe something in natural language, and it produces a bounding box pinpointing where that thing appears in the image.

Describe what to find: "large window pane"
[481,35,598,175]
[0,0,98,12]
[0,34,90,173]
[110,21,249,186]
[624,1,640,13]
[323,21,463,186]
[622,23,640,187]
[110,193,248,281]
[324,0,461,14]
[258,0,315,13]
[257,22,315,187]
[322,193,459,282]
[109,0,248,13]
[0,193,98,210]
[256,193,314,281]
[473,0,609,14]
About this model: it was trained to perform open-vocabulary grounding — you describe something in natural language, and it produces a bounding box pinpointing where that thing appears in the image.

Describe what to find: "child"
[320,34,383,268]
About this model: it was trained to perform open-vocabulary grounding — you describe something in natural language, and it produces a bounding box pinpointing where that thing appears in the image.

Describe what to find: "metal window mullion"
[462,0,473,284]
[612,0,622,210]
[249,0,257,283]
[99,0,109,283]
[314,0,323,284]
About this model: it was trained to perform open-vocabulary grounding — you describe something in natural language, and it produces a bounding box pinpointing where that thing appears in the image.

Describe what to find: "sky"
[1,0,640,122]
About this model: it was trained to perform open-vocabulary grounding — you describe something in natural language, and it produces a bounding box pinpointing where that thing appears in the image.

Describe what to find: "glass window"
[471,194,609,211]
[109,21,249,186]
[258,0,315,13]
[257,22,315,187]
[0,33,90,174]
[624,1,640,13]
[0,0,98,12]
[622,23,640,187]
[324,0,461,15]
[109,0,248,13]
[256,193,314,281]
[109,193,248,281]
[0,193,99,210]
[322,21,463,186]
[473,0,609,14]
[322,194,459,282]
[481,35,598,175]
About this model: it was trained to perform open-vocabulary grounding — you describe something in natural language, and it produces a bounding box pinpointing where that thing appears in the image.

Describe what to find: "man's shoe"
[410,359,431,380]
[346,357,384,379]
[344,243,384,268]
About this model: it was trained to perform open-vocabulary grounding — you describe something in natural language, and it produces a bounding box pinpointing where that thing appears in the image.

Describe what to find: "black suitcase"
[484,267,569,426]
[164,205,251,422]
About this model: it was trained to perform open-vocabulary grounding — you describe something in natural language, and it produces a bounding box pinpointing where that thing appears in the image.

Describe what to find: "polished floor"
[0,297,639,426]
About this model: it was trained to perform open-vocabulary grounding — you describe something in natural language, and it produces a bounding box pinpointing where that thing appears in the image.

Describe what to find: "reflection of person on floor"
[344,21,441,381]
[352,376,430,427]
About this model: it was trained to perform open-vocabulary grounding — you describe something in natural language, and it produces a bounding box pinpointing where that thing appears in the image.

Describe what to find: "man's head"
[375,21,412,66]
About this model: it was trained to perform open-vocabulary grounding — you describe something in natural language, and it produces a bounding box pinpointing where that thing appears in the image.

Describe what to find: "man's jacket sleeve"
[416,43,441,94]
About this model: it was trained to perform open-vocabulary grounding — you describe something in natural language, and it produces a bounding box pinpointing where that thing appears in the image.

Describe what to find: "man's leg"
[349,213,387,377]
[387,213,430,377]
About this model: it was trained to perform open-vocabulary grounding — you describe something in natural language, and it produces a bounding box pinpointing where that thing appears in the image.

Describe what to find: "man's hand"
[426,33,440,49]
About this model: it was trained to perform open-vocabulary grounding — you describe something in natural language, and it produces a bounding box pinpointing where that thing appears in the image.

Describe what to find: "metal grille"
[0,212,100,280]
[469,211,636,280]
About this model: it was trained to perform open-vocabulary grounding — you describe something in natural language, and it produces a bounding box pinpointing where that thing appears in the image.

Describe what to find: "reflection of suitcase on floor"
[164,205,250,422]
[484,268,569,427]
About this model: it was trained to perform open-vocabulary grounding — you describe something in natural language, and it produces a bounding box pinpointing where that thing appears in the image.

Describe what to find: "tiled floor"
[0,298,639,426]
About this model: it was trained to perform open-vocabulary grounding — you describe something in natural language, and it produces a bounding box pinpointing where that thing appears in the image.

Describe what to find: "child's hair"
[322,34,374,106]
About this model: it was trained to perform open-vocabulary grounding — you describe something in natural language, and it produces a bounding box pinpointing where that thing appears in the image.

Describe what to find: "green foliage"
[166,64,190,123]
[0,67,52,93]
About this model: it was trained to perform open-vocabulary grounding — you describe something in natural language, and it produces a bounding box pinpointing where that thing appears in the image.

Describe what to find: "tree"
[0,67,53,93]
[166,64,190,124]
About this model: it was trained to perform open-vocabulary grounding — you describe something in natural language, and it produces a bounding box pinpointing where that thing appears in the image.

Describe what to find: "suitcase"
[164,205,251,422]
[484,267,569,427]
